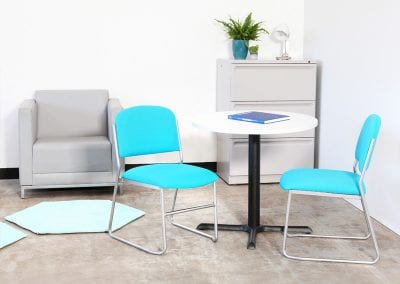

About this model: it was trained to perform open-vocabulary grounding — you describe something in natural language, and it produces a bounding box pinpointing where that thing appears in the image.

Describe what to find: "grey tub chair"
[18,90,123,198]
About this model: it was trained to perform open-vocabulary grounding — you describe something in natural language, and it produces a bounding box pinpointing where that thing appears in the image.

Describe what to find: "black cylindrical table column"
[248,134,261,229]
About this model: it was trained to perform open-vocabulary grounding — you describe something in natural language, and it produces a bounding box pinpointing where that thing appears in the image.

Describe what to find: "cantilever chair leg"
[282,191,380,264]
[117,180,124,195]
[108,183,167,255]
[360,196,380,262]
[168,182,218,242]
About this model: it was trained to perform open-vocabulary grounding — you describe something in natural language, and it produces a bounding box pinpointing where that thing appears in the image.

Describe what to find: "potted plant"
[216,13,268,60]
[248,45,259,60]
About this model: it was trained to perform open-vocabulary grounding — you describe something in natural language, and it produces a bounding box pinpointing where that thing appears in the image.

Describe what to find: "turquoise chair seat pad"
[122,163,217,189]
[280,168,365,196]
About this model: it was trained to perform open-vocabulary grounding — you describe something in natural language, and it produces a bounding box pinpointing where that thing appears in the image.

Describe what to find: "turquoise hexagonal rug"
[0,222,27,248]
[5,200,145,234]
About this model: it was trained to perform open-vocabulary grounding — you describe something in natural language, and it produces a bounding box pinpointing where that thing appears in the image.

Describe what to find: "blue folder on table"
[228,111,290,124]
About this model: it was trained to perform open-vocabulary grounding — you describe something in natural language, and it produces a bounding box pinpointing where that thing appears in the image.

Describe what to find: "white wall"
[0,0,304,167]
[304,0,400,234]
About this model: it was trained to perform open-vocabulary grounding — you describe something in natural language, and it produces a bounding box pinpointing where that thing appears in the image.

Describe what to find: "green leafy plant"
[216,13,268,41]
[249,45,259,54]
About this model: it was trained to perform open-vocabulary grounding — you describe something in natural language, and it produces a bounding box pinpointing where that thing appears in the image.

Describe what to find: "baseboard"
[0,168,19,179]
[0,162,217,180]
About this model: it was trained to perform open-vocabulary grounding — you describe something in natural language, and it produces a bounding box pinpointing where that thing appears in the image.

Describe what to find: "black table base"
[197,223,312,249]
[197,134,312,249]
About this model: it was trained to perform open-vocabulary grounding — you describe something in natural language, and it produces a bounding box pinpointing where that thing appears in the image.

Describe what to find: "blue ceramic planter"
[232,40,249,59]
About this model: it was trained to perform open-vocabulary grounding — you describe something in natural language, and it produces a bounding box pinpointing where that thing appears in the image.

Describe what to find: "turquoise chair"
[108,106,218,255]
[280,114,381,264]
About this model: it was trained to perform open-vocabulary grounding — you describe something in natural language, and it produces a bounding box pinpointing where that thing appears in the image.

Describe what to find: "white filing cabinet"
[216,59,317,184]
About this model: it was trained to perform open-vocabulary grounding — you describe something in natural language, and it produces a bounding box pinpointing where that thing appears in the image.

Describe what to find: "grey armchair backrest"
[35,89,109,138]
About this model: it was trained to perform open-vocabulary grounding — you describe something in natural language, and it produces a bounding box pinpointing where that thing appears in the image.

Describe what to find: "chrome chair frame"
[282,139,380,264]
[108,121,218,255]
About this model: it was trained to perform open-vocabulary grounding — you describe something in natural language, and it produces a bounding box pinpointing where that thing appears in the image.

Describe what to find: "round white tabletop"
[192,111,318,136]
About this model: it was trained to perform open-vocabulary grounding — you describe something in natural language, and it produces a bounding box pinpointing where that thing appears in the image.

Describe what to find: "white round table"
[192,111,318,249]
[193,111,318,136]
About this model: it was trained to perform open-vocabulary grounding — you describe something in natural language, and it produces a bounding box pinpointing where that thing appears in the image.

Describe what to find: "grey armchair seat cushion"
[33,136,112,174]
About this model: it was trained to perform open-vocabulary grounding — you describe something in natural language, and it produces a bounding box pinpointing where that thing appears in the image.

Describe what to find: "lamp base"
[276,54,291,60]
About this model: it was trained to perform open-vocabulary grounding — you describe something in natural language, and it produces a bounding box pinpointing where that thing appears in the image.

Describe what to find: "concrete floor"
[0,179,399,283]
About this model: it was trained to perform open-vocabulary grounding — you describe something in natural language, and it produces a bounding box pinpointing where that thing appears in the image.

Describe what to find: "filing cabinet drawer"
[229,138,314,176]
[231,64,316,101]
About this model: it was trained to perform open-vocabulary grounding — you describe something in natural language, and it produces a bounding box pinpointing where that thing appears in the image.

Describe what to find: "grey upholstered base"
[21,172,117,198]
[21,182,115,191]
[20,182,116,199]
[32,172,114,186]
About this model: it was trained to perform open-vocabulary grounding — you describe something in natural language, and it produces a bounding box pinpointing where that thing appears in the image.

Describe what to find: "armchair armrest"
[19,99,37,186]
[108,99,124,179]
[107,99,122,141]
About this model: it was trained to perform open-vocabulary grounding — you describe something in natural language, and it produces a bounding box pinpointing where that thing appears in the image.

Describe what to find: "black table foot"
[196,223,312,249]
[197,223,248,232]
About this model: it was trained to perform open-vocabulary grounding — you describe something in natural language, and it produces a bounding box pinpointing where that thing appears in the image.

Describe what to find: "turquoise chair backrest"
[115,105,180,158]
[355,114,381,173]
